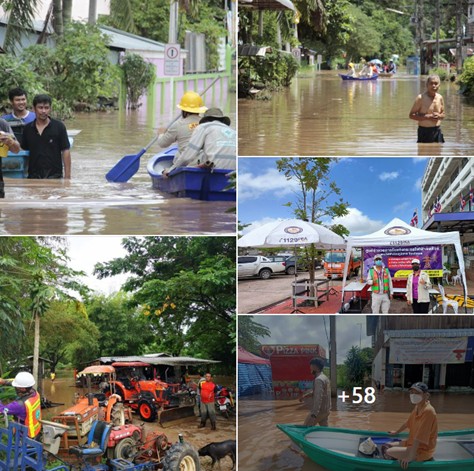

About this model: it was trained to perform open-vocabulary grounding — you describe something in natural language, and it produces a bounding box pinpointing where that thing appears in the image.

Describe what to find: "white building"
[421,158,474,279]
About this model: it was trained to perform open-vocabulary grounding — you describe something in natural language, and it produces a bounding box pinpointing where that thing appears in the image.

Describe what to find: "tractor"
[110,362,196,425]
[0,419,201,471]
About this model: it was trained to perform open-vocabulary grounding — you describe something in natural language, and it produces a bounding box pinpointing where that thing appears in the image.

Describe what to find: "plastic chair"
[68,420,112,465]
[452,269,462,286]
[437,284,459,314]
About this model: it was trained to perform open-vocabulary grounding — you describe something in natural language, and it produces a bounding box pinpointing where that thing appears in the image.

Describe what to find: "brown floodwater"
[238,391,474,471]
[0,94,236,235]
[238,71,474,156]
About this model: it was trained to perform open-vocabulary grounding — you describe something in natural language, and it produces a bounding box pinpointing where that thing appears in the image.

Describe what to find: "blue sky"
[238,158,427,235]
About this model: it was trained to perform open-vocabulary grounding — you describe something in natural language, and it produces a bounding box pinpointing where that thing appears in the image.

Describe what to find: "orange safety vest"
[200,381,216,403]
[370,267,391,293]
[22,391,42,438]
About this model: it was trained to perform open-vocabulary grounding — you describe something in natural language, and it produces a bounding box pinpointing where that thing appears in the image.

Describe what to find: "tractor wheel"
[114,437,138,460]
[110,401,126,426]
[163,442,200,471]
[138,399,157,422]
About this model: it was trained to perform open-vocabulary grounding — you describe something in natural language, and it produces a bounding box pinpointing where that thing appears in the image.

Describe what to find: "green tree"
[86,292,155,356]
[238,316,271,354]
[94,237,236,372]
[344,345,373,385]
[120,53,155,109]
[276,158,350,303]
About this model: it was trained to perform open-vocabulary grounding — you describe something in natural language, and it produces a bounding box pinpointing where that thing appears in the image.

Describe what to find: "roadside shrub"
[428,67,449,81]
[458,57,474,97]
[120,53,155,109]
[252,50,299,89]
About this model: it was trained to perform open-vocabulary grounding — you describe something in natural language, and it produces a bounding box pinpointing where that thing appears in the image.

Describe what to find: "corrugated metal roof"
[99,25,166,52]
[99,355,220,366]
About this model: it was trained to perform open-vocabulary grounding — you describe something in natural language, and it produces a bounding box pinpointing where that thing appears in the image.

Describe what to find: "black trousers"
[412,299,430,313]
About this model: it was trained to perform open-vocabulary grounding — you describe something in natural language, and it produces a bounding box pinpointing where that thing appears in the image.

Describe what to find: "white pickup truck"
[238,255,286,279]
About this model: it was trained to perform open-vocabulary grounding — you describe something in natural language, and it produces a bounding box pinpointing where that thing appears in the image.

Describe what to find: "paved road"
[238,269,331,313]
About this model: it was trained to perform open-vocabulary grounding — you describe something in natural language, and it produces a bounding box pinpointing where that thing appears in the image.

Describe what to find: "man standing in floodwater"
[21,94,71,179]
[302,358,331,427]
[408,75,445,143]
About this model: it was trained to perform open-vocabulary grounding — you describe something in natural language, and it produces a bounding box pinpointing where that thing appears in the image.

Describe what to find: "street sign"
[164,43,181,76]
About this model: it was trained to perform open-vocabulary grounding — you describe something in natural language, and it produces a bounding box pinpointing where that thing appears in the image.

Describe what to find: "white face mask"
[410,394,423,404]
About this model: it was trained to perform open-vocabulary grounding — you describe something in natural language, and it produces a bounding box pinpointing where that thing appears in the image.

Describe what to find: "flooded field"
[1,95,236,235]
[238,391,474,470]
[238,72,474,156]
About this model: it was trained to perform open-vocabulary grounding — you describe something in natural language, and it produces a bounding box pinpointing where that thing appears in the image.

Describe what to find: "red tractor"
[110,362,196,424]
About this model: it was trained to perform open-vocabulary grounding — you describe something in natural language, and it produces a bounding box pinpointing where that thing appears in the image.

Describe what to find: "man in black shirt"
[22,94,71,179]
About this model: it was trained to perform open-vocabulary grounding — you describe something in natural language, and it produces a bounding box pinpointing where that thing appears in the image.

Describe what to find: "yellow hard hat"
[177,91,207,113]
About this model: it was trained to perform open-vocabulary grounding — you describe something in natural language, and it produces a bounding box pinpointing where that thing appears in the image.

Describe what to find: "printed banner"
[364,246,443,278]
[389,337,468,364]
[261,344,326,358]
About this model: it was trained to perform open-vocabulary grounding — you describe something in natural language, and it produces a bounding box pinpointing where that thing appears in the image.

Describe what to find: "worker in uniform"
[367,254,394,313]
[0,371,42,439]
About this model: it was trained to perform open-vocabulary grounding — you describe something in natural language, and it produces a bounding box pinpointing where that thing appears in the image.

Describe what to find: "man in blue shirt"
[2,88,36,145]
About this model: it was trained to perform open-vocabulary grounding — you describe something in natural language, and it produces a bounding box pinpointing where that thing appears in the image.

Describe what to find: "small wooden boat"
[147,146,235,202]
[1,130,80,178]
[278,424,474,471]
[339,74,378,81]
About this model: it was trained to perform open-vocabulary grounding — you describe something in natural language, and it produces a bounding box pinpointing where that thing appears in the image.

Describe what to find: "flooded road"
[1,94,236,235]
[238,71,474,156]
[239,391,474,470]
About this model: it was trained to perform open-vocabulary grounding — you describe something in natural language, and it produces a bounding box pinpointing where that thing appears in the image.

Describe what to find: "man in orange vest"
[198,372,218,430]
[0,371,42,439]
[367,254,393,313]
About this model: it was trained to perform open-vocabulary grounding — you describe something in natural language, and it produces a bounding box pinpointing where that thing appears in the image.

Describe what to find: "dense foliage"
[120,53,156,109]
[458,57,474,97]
[0,22,119,114]
[238,316,271,354]
[343,346,374,386]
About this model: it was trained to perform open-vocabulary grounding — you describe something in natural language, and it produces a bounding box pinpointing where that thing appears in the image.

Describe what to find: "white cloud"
[238,168,298,201]
[331,207,385,236]
[414,177,422,191]
[379,171,399,181]
[393,201,411,212]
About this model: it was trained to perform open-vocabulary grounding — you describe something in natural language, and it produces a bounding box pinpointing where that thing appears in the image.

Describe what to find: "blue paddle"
[105,76,220,183]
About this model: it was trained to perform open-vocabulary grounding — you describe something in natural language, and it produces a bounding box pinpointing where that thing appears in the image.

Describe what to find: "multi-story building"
[368,316,474,390]
[421,158,474,273]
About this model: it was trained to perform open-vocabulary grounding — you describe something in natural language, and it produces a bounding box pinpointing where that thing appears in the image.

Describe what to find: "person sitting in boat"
[156,91,207,164]
[346,62,357,77]
[164,108,236,175]
[388,60,397,74]
[359,63,373,77]
[371,63,379,75]
[383,382,438,469]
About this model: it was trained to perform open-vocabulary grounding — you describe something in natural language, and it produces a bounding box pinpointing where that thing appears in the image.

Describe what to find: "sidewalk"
[256,279,474,315]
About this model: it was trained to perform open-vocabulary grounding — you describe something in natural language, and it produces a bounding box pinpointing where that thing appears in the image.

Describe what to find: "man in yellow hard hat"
[157,91,207,164]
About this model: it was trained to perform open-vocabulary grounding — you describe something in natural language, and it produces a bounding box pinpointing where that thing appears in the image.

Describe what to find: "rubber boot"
[198,420,206,429]
[0,181,4,199]
[211,420,217,431]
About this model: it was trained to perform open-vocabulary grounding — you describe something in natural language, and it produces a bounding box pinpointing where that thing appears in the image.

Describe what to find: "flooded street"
[0,94,236,235]
[238,71,474,156]
[239,392,474,470]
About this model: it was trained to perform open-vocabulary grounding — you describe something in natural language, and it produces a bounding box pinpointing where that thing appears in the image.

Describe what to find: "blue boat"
[147,146,235,202]
[339,74,378,81]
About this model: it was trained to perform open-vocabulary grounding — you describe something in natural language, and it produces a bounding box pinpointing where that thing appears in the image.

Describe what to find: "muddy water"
[238,71,474,156]
[1,94,236,235]
[238,391,474,471]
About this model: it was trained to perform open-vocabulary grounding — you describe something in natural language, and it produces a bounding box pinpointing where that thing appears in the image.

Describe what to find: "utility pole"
[435,0,441,69]
[88,0,97,25]
[415,0,425,74]
[169,0,179,43]
[330,316,337,397]
[456,0,464,74]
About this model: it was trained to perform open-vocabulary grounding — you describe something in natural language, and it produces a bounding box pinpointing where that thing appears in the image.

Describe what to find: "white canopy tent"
[341,218,467,306]
[238,219,346,312]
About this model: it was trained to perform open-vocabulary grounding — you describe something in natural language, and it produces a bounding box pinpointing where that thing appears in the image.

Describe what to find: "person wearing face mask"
[406,258,432,313]
[382,382,438,469]
[367,254,393,313]
[302,358,331,427]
